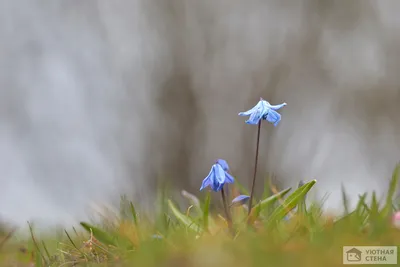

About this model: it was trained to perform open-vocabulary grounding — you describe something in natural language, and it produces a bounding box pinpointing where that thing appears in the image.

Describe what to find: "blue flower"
[238,98,287,126]
[230,195,250,207]
[200,160,235,192]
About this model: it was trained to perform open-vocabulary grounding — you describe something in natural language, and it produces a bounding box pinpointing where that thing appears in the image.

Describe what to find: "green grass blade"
[28,222,46,266]
[156,184,169,233]
[80,222,117,247]
[203,191,211,231]
[130,202,138,226]
[369,191,389,236]
[381,164,400,218]
[370,191,380,218]
[341,183,349,216]
[41,241,51,262]
[250,187,292,220]
[298,180,307,215]
[168,200,203,233]
[64,229,87,257]
[356,193,369,215]
[266,180,317,228]
[35,249,43,267]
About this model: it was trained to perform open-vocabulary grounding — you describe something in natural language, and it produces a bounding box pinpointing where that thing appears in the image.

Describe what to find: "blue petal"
[225,172,235,184]
[230,195,250,207]
[216,159,230,172]
[214,164,226,182]
[238,110,253,117]
[238,100,263,116]
[265,109,281,126]
[269,102,287,111]
[200,168,214,191]
[260,100,270,111]
[245,108,264,124]
[261,101,271,116]
[212,164,226,191]
[199,177,211,191]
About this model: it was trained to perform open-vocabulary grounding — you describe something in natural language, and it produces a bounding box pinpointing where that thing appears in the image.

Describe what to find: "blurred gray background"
[1,0,399,227]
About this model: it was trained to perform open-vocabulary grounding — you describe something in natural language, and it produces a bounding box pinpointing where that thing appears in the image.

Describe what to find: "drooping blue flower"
[200,160,235,192]
[238,98,287,126]
[230,195,250,207]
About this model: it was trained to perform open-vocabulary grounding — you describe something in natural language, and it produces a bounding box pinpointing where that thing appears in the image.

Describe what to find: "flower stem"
[221,187,234,236]
[247,120,262,218]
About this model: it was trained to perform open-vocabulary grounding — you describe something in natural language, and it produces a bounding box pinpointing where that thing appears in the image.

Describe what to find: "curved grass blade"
[356,193,370,230]
[248,187,292,222]
[64,229,87,258]
[28,222,47,266]
[266,180,317,228]
[182,190,202,215]
[80,222,117,247]
[168,200,203,233]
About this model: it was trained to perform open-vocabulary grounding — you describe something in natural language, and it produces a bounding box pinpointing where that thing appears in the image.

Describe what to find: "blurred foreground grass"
[1,166,400,267]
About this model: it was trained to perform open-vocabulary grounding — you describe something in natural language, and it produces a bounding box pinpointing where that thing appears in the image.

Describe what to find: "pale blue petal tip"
[231,195,250,207]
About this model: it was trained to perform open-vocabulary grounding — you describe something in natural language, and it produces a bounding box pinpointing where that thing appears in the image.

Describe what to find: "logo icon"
[346,248,362,262]
[343,246,397,264]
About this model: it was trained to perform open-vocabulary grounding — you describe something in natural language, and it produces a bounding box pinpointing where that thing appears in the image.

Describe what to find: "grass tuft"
[1,166,400,266]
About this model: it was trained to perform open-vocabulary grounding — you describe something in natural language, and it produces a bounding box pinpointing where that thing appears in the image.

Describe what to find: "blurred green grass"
[0,165,399,267]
